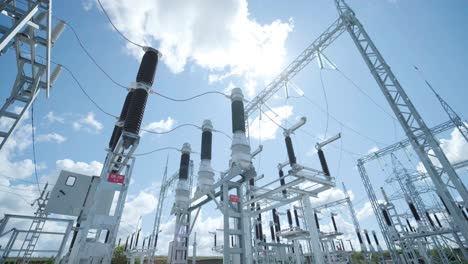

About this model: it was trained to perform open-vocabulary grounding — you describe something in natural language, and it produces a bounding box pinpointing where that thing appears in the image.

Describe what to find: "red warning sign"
[108,172,125,184]
[229,194,239,203]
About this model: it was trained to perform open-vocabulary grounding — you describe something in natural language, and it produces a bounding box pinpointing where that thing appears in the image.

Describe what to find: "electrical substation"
[0,0,467,263]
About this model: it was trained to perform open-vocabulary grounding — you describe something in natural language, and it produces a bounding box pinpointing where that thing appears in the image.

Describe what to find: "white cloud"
[356,201,373,221]
[37,133,67,144]
[367,146,379,154]
[416,127,468,173]
[120,191,157,233]
[56,159,103,176]
[73,112,103,133]
[0,119,38,182]
[96,0,293,95]
[248,105,293,141]
[142,117,176,134]
[44,111,65,124]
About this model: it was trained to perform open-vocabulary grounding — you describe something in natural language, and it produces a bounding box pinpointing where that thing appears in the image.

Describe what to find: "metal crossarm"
[244,17,346,116]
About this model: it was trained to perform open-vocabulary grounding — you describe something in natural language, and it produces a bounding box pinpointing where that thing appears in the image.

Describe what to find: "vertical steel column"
[302,196,324,264]
[335,0,468,242]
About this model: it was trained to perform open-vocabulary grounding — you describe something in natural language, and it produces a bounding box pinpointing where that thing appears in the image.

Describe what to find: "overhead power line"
[96,0,145,49]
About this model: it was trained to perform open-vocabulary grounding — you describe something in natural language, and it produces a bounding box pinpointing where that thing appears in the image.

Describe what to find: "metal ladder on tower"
[171,212,191,264]
[18,183,49,263]
[384,202,418,264]
[0,0,64,150]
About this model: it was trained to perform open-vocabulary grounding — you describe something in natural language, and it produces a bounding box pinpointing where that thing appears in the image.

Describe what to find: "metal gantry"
[335,0,468,242]
[428,84,468,143]
[0,0,64,150]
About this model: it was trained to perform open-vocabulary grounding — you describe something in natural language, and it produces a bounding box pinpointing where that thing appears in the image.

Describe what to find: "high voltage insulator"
[287,209,293,230]
[124,48,160,137]
[426,212,435,227]
[230,88,251,169]
[408,202,421,221]
[196,120,215,196]
[294,209,300,228]
[278,168,287,197]
[109,90,134,150]
[382,208,392,226]
[314,212,320,230]
[269,221,275,242]
[317,149,330,177]
[331,214,337,232]
[372,230,380,247]
[364,229,372,245]
[284,136,297,166]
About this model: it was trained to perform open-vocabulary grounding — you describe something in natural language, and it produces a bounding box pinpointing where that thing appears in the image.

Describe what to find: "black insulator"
[270,224,275,242]
[317,149,330,177]
[231,236,234,247]
[406,219,414,232]
[250,179,255,210]
[459,204,468,221]
[340,240,345,251]
[382,209,392,226]
[136,49,159,86]
[314,212,320,230]
[434,213,443,228]
[123,88,148,135]
[408,202,421,221]
[105,230,110,243]
[294,209,300,227]
[426,212,435,227]
[214,233,217,247]
[285,136,297,165]
[257,204,262,221]
[142,238,146,248]
[154,234,158,248]
[331,215,337,232]
[129,233,134,250]
[124,236,129,251]
[357,231,363,244]
[272,209,281,242]
[259,223,264,240]
[118,238,121,246]
[255,224,260,240]
[349,240,354,251]
[287,210,293,228]
[220,185,224,201]
[135,229,141,247]
[109,91,134,150]
[69,222,80,251]
[179,152,190,180]
[372,232,380,246]
[231,100,245,133]
[279,169,287,197]
[148,237,152,249]
[364,231,371,245]
[108,126,122,151]
[439,195,451,215]
[200,131,212,160]
[332,240,336,250]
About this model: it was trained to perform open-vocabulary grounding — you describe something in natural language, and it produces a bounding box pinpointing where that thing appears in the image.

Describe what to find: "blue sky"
[0,0,467,256]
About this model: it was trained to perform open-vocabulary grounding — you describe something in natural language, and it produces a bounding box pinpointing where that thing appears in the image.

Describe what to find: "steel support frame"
[67,134,139,263]
[389,154,450,264]
[335,0,468,248]
[0,0,59,150]
[0,214,73,263]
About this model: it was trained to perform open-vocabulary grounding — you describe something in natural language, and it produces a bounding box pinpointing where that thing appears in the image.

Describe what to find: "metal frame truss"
[0,0,64,150]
